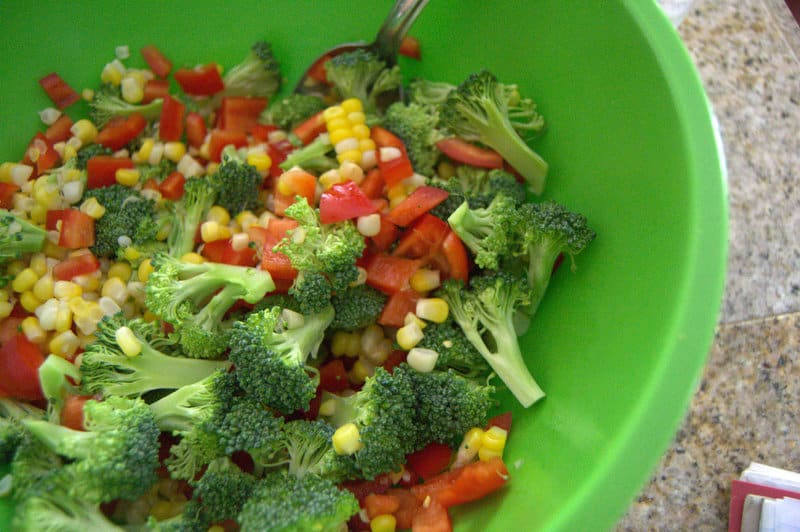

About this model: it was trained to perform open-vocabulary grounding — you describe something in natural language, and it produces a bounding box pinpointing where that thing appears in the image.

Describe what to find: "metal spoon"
[294,0,430,97]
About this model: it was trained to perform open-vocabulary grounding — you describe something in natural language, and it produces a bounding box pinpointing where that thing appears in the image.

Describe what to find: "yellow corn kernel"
[347,111,366,125]
[61,143,78,162]
[437,160,456,179]
[135,138,155,163]
[410,269,441,293]
[403,312,427,330]
[101,276,129,305]
[340,98,363,114]
[323,105,346,122]
[330,331,350,357]
[33,275,55,302]
[149,500,181,522]
[207,206,231,226]
[121,76,144,103]
[6,261,25,278]
[29,204,47,225]
[54,304,73,333]
[80,197,106,219]
[359,138,377,153]
[329,129,355,146]
[115,168,140,187]
[236,210,258,230]
[350,358,375,384]
[107,262,133,281]
[180,252,205,264]
[339,160,364,184]
[12,268,39,293]
[164,142,187,163]
[396,321,424,351]
[200,220,232,243]
[352,123,371,140]
[386,184,406,202]
[481,426,508,453]
[327,116,351,132]
[363,338,392,366]
[49,330,80,358]
[0,162,14,183]
[21,316,47,344]
[156,223,171,242]
[416,298,449,323]
[370,514,397,532]
[275,175,294,196]
[53,281,82,300]
[142,310,158,323]
[43,240,66,260]
[118,247,140,263]
[138,259,154,283]
[246,152,272,172]
[101,63,123,86]
[316,170,341,191]
[70,119,98,144]
[115,326,142,357]
[453,428,485,468]
[332,423,363,455]
[62,169,82,184]
[72,272,101,292]
[337,149,362,164]
[27,253,46,277]
[406,347,439,373]
[0,301,13,320]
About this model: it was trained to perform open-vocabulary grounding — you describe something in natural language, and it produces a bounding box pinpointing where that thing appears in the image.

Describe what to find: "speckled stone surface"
[616,0,800,529]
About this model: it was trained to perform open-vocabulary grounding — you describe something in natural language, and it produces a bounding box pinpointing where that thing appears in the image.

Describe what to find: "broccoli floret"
[238,470,360,532]
[80,314,231,398]
[320,367,416,479]
[383,101,443,176]
[416,318,492,378]
[324,49,402,115]
[229,305,334,415]
[253,292,303,313]
[440,70,548,194]
[74,143,112,170]
[213,40,282,106]
[0,398,46,464]
[206,146,262,216]
[329,284,387,332]
[407,78,455,106]
[275,197,365,313]
[261,93,326,130]
[166,176,218,258]
[138,157,177,183]
[82,184,160,258]
[146,500,209,532]
[516,200,595,314]
[275,419,359,483]
[278,137,336,172]
[400,364,495,449]
[145,252,275,358]
[429,167,527,220]
[22,396,159,503]
[90,84,164,127]
[426,177,467,221]
[504,83,546,139]
[447,194,521,270]
[439,271,544,407]
[192,458,258,524]
[12,468,125,532]
[38,354,82,423]
[0,209,46,267]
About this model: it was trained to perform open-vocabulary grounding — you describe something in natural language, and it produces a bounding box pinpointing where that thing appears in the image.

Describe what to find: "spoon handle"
[373,0,430,64]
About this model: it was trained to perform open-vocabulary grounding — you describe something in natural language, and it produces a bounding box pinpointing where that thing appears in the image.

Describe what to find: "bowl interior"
[0,1,727,530]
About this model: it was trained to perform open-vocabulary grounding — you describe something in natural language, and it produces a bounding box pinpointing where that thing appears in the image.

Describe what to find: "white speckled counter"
[617,0,800,529]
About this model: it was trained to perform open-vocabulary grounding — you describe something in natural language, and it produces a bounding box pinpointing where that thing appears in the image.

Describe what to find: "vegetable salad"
[0,36,594,532]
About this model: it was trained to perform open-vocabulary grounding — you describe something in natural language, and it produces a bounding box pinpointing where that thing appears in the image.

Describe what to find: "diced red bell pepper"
[387,186,450,227]
[56,209,95,249]
[96,113,147,151]
[387,488,421,530]
[411,498,452,532]
[251,123,279,143]
[23,133,59,176]
[0,333,45,401]
[410,456,509,508]
[359,168,385,199]
[399,35,421,60]
[216,97,268,133]
[292,111,326,145]
[39,72,80,109]
[61,394,91,431]
[158,171,186,200]
[378,289,420,327]
[267,139,295,178]
[318,359,349,393]
[366,255,422,295]
[202,238,257,266]
[44,114,74,143]
[369,214,399,253]
[308,54,333,84]
[438,230,469,282]
[363,493,401,520]
[249,226,298,281]
[185,112,208,149]
[0,182,20,209]
[86,155,135,189]
[208,129,248,162]
[53,252,100,280]
[273,168,317,216]
[392,214,450,259]
[143,79,170,104]
[159,94,186,142]
[174,64,224,96]
[406,442,453,481]
[486,411,513,432]
[436,137,503,168]
[378,152,414,188]
[371,126,406,150]
[141,44,173,78]
[319,180,378,224]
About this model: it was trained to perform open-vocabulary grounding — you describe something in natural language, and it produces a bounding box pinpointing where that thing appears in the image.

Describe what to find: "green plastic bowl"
[0,0,727,530]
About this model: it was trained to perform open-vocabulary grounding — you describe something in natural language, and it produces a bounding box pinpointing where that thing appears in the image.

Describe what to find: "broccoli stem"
[177,262,275,304]
[483,103,548,195]
[148,380,212,433]
[22,421,94,460]
[526,242,562,314]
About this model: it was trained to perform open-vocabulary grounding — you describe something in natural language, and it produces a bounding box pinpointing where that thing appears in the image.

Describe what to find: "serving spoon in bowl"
[293,0,430,98]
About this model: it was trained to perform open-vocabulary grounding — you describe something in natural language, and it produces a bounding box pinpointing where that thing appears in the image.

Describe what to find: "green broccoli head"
[383,101,443,176]
[22,396,160,504]
[325,49,402,115]
[440,69,548,194]
[321,366,417,479]
[207,146,263,216]
[191,458,257,524]
[329,284,387,332]
[229,305,334,415]
[447,193,521,270]
[417,317,492,379]
[407,78,456,106]
[0,209,47,267]
[74,143,112,170]
[167,176,218,258]
[220,40,282,100]
[89,84,164,127]
[261,93,326,130]
[213,395,285,463]
[279,419,359,483]
[82,185,159,258]
[146,499,209,532]
[238,470,360,532]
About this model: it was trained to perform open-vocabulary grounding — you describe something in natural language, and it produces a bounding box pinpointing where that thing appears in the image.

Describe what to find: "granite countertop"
[617,0,800,529]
